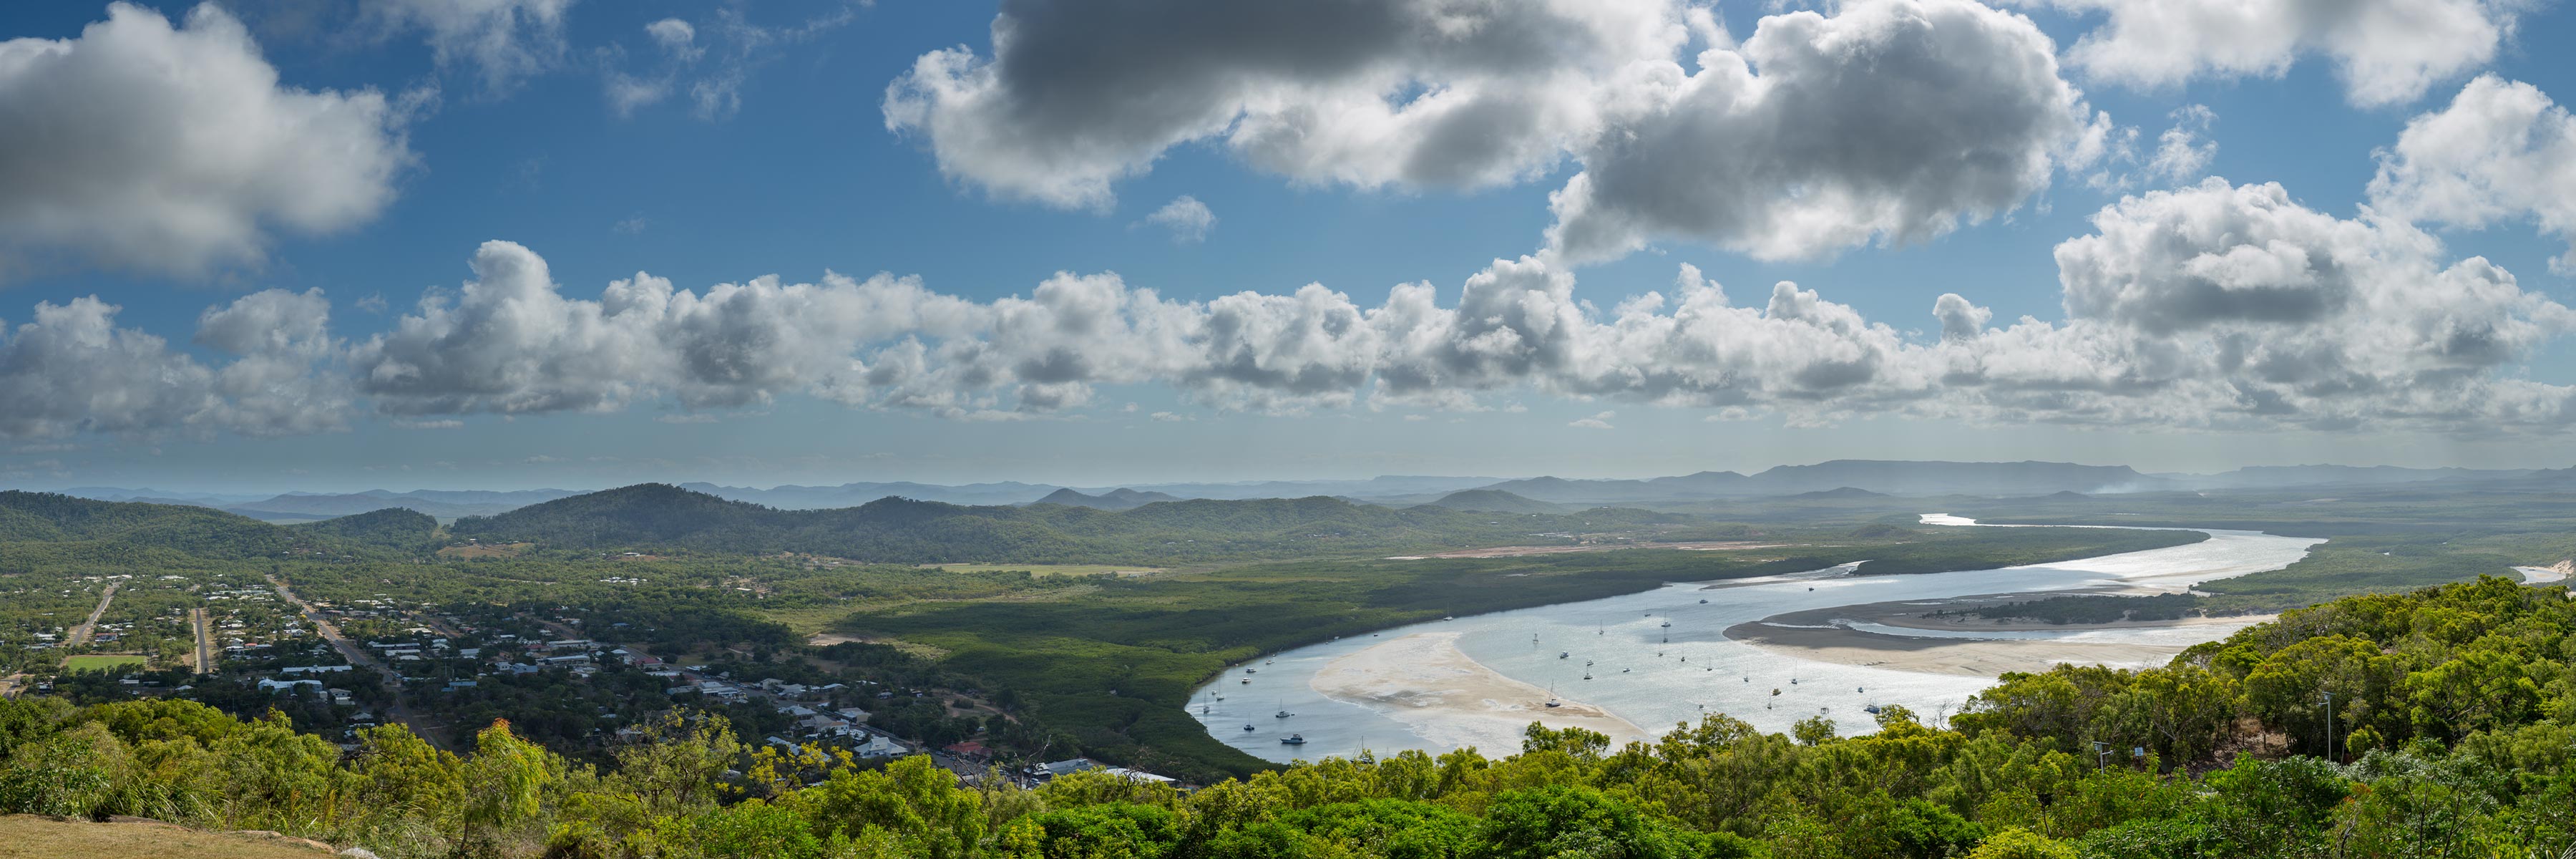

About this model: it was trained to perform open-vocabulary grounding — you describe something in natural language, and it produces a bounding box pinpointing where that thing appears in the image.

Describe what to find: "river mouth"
[1191,515,2322,765]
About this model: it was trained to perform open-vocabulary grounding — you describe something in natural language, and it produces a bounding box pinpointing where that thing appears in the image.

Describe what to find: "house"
[280,664,353,674]
[944,741,991,761]
[258,678,323,693]
[852,733,908,759]
[1036,758,1098,781]
[1101,768,1178,787]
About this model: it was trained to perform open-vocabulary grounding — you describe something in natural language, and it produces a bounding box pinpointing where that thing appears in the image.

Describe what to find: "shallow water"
[1193,515,2321,765]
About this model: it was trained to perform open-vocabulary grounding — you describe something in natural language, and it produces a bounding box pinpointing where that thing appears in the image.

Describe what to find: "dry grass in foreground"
[0,815,337,859]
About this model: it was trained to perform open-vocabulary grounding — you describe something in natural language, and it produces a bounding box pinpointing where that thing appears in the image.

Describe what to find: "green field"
[59,654,147,672]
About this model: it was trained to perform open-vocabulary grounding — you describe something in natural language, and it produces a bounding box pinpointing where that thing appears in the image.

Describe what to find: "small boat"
[1583,671,1592,680]
[1264,659,1272,665]
[1245,668,1256,674]
[1558,651,1569,659]
[1444,616,1455,621]
[1281,734,1307,744]
[1864,704,1883,714]
[1240,678,1250,684]
[1659,621,1672,628]
[1546,682,1561,708]
[1243,724,1256,731]
[1699,598,1709,604]
[1620,668,1630,673]
[1791,678,1798,684]
[1275,700,1292,718]
[1201,706,1209,714]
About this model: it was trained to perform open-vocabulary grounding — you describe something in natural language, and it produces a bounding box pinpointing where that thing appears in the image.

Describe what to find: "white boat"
[1545,681,1561,708]
[1274,699,1292,718]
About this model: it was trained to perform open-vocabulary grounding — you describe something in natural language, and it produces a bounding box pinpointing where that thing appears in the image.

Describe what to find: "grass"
[61,654,147,672]
[919,563,1166,576]
[0,815,335,858]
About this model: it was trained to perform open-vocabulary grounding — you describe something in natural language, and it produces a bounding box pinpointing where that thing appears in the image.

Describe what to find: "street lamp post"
[2318,691,2336,763]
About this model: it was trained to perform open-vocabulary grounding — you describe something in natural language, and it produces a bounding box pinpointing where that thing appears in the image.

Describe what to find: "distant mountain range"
[1032,487,1187,510]
[36,488,585,523]
[42,461,2565,522]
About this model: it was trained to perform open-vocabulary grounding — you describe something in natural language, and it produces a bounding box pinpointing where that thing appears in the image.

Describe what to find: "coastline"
[1310,631,1650,750]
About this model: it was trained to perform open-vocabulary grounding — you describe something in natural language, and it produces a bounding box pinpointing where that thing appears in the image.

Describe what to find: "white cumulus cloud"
[888,0,2096,264]
[2368,75,2576,273]
[0,290,346,440]
[0,3,412,278]
[1146,195,1216,243]
[2020,0,2525,107]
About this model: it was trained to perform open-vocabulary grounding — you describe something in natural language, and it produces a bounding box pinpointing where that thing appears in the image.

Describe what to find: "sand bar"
[1727,596,2274,676]
[1312,631,1649,751]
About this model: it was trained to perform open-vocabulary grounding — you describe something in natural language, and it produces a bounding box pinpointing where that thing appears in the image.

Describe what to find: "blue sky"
[4,0,2575,492]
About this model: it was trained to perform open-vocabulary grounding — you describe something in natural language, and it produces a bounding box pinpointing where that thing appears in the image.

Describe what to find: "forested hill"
[0,490,302,558]
[449,483,1703,563]
[291,506,439,550]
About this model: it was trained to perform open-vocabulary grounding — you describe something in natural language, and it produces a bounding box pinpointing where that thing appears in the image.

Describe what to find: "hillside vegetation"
[449,484,1704,564]
[4,577,2574,858]
[0,492,300,558]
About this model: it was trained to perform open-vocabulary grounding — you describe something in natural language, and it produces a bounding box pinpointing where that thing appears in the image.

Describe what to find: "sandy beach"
[1311,631,1651,750]
[1724,596,2273,676]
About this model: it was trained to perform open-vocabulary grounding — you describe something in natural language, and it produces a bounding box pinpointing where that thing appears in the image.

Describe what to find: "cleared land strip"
[64,582,120,646]
[191,608,215,674]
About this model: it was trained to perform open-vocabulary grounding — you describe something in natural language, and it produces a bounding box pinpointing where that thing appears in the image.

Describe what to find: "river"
[1191,515,2321,765]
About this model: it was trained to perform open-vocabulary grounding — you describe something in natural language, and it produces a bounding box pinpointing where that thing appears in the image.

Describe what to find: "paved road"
[65,582,120,646]
[190,608,214,675]
[265,574,452,750]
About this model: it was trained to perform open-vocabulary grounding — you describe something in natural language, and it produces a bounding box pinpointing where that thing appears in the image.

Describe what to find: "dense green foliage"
[0,492,301,558]
[449,484,1708,564]
[7,575,2575,858]
[296,507,441,551]
[1934,593,2206,625]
